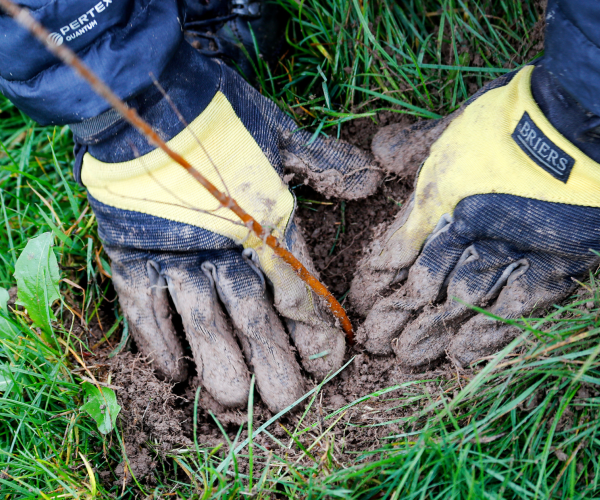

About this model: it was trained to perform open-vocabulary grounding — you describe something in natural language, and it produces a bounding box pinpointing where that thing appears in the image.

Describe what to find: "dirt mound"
[105,353,191,486]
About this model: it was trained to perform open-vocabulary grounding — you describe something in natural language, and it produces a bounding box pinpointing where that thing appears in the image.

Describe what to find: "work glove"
[75,42,381,412]
[351,63,600,368]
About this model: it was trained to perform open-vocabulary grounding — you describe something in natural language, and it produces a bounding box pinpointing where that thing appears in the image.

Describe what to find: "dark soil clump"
[105,353,191,486]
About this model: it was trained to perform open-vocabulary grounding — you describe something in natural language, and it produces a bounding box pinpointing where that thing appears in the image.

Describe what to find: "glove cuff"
[72,41,221,163]
[70,108,124,145]
[544,0,600,118]
[530,63,600,163]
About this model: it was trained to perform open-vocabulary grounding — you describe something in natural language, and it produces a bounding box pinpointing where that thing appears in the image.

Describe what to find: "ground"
[2,0,600,499]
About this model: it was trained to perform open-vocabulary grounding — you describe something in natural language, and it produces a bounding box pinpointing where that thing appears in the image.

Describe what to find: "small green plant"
[13,232,59,344]
[80,382,121,436]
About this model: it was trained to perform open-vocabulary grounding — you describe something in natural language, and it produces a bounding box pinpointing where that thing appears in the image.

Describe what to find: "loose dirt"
[106,353,191,486]
[104,350,464,486]
[297,113,414,300]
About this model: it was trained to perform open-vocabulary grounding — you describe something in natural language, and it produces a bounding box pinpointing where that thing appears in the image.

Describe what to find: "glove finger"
[351,193,455,315]
[106,247,187,382]
[202,248,306,413]
[394,241,529,368]
[356,293,413,355]
[161,253,251,408]
[279,121,382,200]
[371,110,459,178]
[448,252,598,366]
[350,196,415,316]
[357,211,472,352]
[269,222,345,379]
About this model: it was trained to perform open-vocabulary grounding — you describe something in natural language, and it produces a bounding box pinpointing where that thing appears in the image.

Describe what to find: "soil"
[105,353,191,487]
[100,350,466,486]
[94,345,498,489]
[296,113,415,300]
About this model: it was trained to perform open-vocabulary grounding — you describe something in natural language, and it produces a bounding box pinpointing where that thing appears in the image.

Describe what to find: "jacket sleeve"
[0,0,183,125]
[545,0,600,117]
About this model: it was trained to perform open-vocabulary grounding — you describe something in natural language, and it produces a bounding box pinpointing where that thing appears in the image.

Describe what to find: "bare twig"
[0,0,353,341]
[149,73,233,199]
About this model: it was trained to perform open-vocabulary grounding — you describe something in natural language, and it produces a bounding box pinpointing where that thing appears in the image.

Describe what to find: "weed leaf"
[81,382,121,435]
[13,232,60,338]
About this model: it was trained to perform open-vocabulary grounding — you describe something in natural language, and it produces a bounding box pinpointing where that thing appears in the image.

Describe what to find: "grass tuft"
[255,0,544,134]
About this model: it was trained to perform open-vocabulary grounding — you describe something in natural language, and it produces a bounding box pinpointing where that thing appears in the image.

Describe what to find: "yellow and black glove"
[74,42,381,412]
[351,63,600,368]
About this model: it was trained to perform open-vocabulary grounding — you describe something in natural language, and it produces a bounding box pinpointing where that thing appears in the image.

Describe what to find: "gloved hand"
[75,42,381,412]
[351,63,600,368]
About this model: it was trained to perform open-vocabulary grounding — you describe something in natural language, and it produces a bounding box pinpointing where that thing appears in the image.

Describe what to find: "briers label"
[512,112,575,183]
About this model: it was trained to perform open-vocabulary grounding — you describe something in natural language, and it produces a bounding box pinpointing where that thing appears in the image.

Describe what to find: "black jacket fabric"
[0,1,598,124]
[545,0,600,118]
[0,0,182,125]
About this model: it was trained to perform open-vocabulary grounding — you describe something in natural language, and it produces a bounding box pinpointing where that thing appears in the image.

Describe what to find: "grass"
[3,0,600,498]
[253,0,542,133]
[0,298,118,498]
[0,101,121,497]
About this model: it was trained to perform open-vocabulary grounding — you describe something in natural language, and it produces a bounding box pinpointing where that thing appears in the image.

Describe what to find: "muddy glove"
[351,63,600,368]
[75,42,380,412]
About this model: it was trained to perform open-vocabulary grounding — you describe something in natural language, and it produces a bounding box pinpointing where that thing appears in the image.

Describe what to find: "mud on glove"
[351,64,600,368]
[76,42,381,412]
